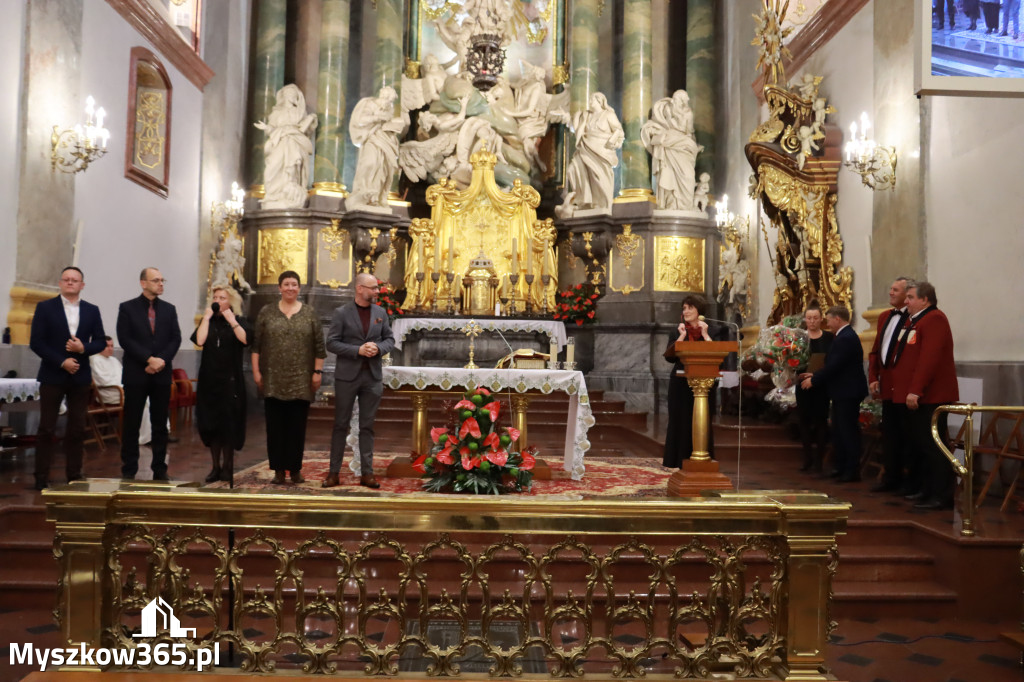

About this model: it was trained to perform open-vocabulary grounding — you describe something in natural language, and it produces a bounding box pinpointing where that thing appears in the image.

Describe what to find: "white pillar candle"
[527,237,533,273]
[511,238,518,272]
[417,239,424,274]
[549,339,558,365]
[566,337,575,366]
[448,236,454,271]
[434,235,441,271]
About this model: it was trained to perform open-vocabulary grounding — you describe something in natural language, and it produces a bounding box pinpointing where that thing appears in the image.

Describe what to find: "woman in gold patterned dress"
[251,271,326,484]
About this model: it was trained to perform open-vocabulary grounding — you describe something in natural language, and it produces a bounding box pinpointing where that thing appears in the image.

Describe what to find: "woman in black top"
[794,303,834,473]
[191,286,252,483]
[662,294,727,468]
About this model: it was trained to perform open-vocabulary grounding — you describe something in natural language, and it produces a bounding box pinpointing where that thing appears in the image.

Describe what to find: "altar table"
[346,367,593,480]
[0,378,40,404]
[391,318,568,351]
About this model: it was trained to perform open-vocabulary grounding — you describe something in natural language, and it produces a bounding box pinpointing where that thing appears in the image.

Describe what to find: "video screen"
[930,1,1024,77]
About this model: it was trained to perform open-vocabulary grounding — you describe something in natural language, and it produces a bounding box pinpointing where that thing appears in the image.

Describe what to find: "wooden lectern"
[667,340,735,497]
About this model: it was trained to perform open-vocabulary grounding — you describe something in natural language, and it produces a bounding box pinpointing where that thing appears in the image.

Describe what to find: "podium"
[667,341,735,497]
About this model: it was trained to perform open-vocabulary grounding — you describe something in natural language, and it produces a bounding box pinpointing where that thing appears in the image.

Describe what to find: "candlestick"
[415,271,426,312]
[445,272,455,315]
[430,271,441,313]
[508,273,519,316]
[541,273,551,314]
[524,274,535,316]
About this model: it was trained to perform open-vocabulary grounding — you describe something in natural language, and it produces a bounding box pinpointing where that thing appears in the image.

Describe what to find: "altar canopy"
[347,366,593,480]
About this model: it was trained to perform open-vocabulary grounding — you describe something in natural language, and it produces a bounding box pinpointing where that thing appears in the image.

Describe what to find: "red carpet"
[209,453,673,497]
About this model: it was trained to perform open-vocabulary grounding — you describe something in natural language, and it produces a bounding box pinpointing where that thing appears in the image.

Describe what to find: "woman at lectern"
[662,295,727,468]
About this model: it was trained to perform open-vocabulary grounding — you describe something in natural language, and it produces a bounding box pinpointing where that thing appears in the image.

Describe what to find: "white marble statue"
[796,125,819,170]
[348,87,409,211]
[719,239,749,308]
[794,73,820,100]
[640,90,703,211]
[210,228,252,295]
[510,62,569,173]
[401,54,447,113]
[255,84,318,209]
[562,92,624,214]
[693,172,711,213]
[399,96,470,183]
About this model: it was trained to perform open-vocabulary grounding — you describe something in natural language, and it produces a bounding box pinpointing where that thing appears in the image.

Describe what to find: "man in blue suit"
[801,306,869,482]
[116,267,181,480]
[29,266,107,490]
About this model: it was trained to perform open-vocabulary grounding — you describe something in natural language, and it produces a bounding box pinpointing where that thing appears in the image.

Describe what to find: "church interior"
[2,0,1024,680]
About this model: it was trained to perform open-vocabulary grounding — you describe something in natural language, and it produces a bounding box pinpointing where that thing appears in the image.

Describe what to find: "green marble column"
[373,0,405,199]
[619,0,653,196]
[686,0,715,182]
[313,0,352,196]
[570,0,600,116]
[247,0,287,192]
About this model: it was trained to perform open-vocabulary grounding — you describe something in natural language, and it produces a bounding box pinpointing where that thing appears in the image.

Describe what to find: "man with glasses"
[323,273,395,489]
[28,266,107,490]
[116,267,181,481]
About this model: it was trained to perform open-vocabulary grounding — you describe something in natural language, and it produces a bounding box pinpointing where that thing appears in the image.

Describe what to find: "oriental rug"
[208,453,672,498]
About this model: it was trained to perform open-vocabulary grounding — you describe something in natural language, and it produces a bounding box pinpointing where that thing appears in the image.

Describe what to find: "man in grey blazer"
[323,273,396,488]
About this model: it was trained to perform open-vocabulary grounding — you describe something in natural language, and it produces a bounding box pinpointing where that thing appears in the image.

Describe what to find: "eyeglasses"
[358,285,380,290]
[60,278,82,284]
[147,278,166,284]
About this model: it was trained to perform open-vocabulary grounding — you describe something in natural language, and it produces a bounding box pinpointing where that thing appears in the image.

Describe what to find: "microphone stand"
[699,315,744,489]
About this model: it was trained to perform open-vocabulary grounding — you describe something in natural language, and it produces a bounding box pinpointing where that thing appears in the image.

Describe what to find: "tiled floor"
[3,412,1024,680]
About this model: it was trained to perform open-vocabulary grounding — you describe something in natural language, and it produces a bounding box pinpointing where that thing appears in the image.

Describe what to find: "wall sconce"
[843,112,896,191]
[715,194,750,237]
[211,181,246,229]
[51,96,110,174]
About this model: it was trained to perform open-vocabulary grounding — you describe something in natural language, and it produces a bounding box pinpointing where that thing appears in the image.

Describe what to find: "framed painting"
[124,46,173,197]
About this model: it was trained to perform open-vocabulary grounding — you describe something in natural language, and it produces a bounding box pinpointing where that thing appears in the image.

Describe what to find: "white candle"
[511,238,518,272]
[549,339,558,365]
[96,107,106,130]
[527,238,533,273]
[566,337,575,366]
[434,235,441,271]
[448,236,454,271]
[417,239,424,275]
[541,249,548,277]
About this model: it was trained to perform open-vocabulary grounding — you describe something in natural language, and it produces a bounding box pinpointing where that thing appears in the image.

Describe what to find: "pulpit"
[667,341,735,497]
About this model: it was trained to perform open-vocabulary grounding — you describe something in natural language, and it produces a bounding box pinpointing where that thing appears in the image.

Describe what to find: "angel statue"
[641,90,703,211]
[401,54,447,113]
[561,92,624,216]
[348,87,409,211]
[255,84,318,209]
[209,227,252,296]
[509,62,569,173]
[399,96,470,183]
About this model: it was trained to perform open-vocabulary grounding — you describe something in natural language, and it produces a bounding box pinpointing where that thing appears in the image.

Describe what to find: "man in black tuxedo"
[116,267,181,480]
[28,266,107,490]
[801,306,869,482]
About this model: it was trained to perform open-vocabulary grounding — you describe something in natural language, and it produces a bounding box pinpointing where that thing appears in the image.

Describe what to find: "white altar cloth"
[390,318,568,351]
[0,378,40,403]
[346,367,593,480]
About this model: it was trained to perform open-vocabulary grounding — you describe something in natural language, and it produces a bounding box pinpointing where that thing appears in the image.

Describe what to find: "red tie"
[148,301,156,334]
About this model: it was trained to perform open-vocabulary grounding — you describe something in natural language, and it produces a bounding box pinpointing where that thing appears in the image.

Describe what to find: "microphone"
[211,302,220,314]
[698,314,745,488]
[698,315,740,341]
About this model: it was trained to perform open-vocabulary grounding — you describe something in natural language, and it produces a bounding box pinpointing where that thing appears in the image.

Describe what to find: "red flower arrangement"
[376,279,406,322]
[553,283,600,326]
[754,325,811,389]
[412,387,536,494]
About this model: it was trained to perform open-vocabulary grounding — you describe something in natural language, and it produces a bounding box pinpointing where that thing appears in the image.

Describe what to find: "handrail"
[932,404,1024,537]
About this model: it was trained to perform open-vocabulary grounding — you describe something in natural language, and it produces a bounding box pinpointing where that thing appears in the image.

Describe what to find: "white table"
[346,367,593,480]
[390,318,568,351]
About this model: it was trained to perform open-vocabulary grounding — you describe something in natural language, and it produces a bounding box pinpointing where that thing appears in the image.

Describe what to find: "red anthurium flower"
[436,448,454,465]
[412,453,428,473]
[576,319,584,326]
[505,426,521,442]
[461,450,476,470]
[787,357,800,367]
[483,432,501,449]
[586,311,595,319]
[590,293,598,300]
[482,400,500,420]
[430,426,449,444]
[519,450,536,470]
[575,284,582,290]
[477,387,491,396]
[486,449,508,467]
[460,417,482,439]
[454,399,475,411]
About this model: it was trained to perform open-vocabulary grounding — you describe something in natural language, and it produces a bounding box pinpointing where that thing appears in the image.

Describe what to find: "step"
[833,544,937,582]
[0,505,51,537]
[832,580,958,619]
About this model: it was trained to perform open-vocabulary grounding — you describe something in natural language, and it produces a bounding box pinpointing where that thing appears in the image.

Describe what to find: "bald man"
[323,273,395,489]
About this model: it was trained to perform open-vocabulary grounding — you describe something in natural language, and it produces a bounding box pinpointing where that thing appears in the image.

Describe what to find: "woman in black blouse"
[795,302,834,473]
[191,286,252,484]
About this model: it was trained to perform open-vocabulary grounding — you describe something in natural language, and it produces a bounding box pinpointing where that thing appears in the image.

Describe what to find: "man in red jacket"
[889,281,959,510]
[867,277,912,494]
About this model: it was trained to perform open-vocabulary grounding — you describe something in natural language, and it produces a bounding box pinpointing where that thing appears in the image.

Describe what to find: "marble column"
[619,0,653,197]
[369,0,406,200]
[685,0,715,181]
[313,0,352,196]
[246,0,287,193]
[570,0,600,115]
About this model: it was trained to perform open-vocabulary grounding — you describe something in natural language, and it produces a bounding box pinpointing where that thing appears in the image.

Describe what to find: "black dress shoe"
[905,491,928,502]
[914,498,953,510]
[33,480,48,491]
[271,470,286,484]
[828,469,843,479]
[204,468,221,483]
[152,473,169,482]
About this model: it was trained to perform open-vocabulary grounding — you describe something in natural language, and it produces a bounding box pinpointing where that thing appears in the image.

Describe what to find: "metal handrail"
[932,403,1024,537]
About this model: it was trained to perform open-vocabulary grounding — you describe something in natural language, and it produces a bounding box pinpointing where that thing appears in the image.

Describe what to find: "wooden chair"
[972,411,1024,512]
[169,368,197,435]
[85,382,124,451]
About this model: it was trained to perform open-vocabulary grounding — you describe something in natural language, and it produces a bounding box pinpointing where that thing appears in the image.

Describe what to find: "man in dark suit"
[116,267,181,480]
[801,306,869,482]
[322,273,395,489]
[868,277,912,493]
[28,266,107,490]
[890,281,959,510]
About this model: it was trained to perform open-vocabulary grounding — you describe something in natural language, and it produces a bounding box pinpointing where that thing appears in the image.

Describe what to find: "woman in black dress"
[191,286,252,484]
[794,302,834,473]
[662,295,726,468]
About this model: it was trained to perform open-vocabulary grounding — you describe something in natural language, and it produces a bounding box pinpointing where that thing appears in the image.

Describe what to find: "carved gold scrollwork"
[257,228,308,285]
[321,218,348,262]
[614,225,640,269]
[316,220,352,289]
[610,225,644,296]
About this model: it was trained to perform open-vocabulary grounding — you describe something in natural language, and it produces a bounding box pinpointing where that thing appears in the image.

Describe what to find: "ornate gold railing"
[933,404,1024,537]
[45,483,849,679]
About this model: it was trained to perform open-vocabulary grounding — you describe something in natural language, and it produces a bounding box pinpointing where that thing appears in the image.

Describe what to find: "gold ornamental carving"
[257,228,308,285]
[316,221,352,289]
[610,224,644,296]
[320,218,349,261]
[614,224,641,269]
[654,236,704,292]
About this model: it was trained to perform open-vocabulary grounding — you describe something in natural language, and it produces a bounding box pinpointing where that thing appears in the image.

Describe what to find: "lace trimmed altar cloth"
[391,318,568,351]
[346,367,593,480]
[0,379,40,403]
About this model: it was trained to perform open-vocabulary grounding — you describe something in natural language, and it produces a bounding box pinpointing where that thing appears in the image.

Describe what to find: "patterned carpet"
[208,452,673,497]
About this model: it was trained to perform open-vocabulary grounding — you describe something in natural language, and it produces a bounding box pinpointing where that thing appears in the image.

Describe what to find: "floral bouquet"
[413,387,536,495]
[755,325,811,390]
[376,279,406,322]
[553,283,599,326]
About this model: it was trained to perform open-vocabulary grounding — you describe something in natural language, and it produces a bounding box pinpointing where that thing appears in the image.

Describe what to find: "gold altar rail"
[45,482,849,680]
[933,403,1024,538]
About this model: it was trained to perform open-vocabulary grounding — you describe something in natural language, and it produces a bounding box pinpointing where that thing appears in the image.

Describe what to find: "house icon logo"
[133,597,197,638]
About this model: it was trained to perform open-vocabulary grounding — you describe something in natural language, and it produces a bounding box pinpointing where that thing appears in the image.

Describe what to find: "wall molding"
[105,0,214,91]
[752,0,871,99]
